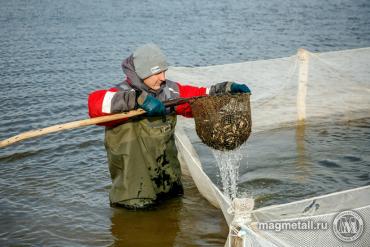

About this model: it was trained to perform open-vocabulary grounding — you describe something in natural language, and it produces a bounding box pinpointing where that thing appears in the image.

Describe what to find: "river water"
[0,0,370,246]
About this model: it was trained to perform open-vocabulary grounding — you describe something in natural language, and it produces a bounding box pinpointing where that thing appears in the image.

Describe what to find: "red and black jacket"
[88,55,208,127]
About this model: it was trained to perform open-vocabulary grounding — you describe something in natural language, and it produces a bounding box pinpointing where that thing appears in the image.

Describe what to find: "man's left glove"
[230,82,251,94]
[137,92,166,116]
[209,81,251,95]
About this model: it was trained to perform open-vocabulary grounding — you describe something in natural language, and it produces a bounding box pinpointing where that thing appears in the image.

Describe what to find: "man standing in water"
[88,43,250,209]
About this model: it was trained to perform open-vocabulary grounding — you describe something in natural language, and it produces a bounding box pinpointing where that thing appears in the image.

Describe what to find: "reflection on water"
[110,176,228,247]
[295,120,311,182]
[110,200,181,247]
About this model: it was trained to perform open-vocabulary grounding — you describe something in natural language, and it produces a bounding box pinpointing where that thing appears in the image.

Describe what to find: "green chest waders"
[104,114,183,208]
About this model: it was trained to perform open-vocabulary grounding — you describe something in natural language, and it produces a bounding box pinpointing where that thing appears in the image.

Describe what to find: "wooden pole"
[297,48,309,121]
[0,109,146,148]
[0,96,205,148]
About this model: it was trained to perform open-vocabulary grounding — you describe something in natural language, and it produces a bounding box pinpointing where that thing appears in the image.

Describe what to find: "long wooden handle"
[0,96,206,148]
[0,109,146,148]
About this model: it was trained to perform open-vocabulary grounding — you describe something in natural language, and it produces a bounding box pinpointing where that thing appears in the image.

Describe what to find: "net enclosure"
[167,47,370,247]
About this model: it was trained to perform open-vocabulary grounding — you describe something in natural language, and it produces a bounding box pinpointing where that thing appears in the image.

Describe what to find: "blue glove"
[209,81,251,96]
[137,93,166,116]
[230,82,251,94]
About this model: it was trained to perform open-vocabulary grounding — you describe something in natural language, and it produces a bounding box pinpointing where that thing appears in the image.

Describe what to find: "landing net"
[168,47,370,247]
[190,93,251,151]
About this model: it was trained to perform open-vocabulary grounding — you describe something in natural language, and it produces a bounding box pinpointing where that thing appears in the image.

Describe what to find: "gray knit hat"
[133,43,168,79]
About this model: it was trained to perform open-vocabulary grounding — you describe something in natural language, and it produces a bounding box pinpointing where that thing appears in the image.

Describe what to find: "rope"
[227,198,255,224]
[227,198,255,247]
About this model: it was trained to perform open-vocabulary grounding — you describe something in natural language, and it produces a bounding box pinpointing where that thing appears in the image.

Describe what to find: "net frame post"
[297,48,309,121]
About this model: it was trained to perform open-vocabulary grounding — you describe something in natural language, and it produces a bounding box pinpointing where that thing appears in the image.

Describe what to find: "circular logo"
[332,210,364,242]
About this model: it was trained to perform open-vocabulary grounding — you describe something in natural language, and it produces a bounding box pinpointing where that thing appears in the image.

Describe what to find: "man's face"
[143,71,166,90]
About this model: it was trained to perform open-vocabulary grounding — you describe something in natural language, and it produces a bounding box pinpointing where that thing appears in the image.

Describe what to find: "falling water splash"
[212,146,245,200]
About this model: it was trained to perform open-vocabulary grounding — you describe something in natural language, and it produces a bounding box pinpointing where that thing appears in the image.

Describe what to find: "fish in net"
[190,93,252,151]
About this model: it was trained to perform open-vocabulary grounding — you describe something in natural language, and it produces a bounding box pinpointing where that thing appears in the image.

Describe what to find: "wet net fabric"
[248,186,370,247]
[168,47,370,247]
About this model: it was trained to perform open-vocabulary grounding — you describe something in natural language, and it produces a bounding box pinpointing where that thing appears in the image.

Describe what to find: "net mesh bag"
[190,93,252,151]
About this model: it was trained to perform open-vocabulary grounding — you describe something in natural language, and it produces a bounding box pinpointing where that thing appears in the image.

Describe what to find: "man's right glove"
[209,81,251,95]
[137,92,166,116]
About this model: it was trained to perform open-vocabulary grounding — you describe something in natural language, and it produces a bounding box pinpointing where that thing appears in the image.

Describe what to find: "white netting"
[169,47,370,132]
[249,186,370,247]
[171,47,370,247]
